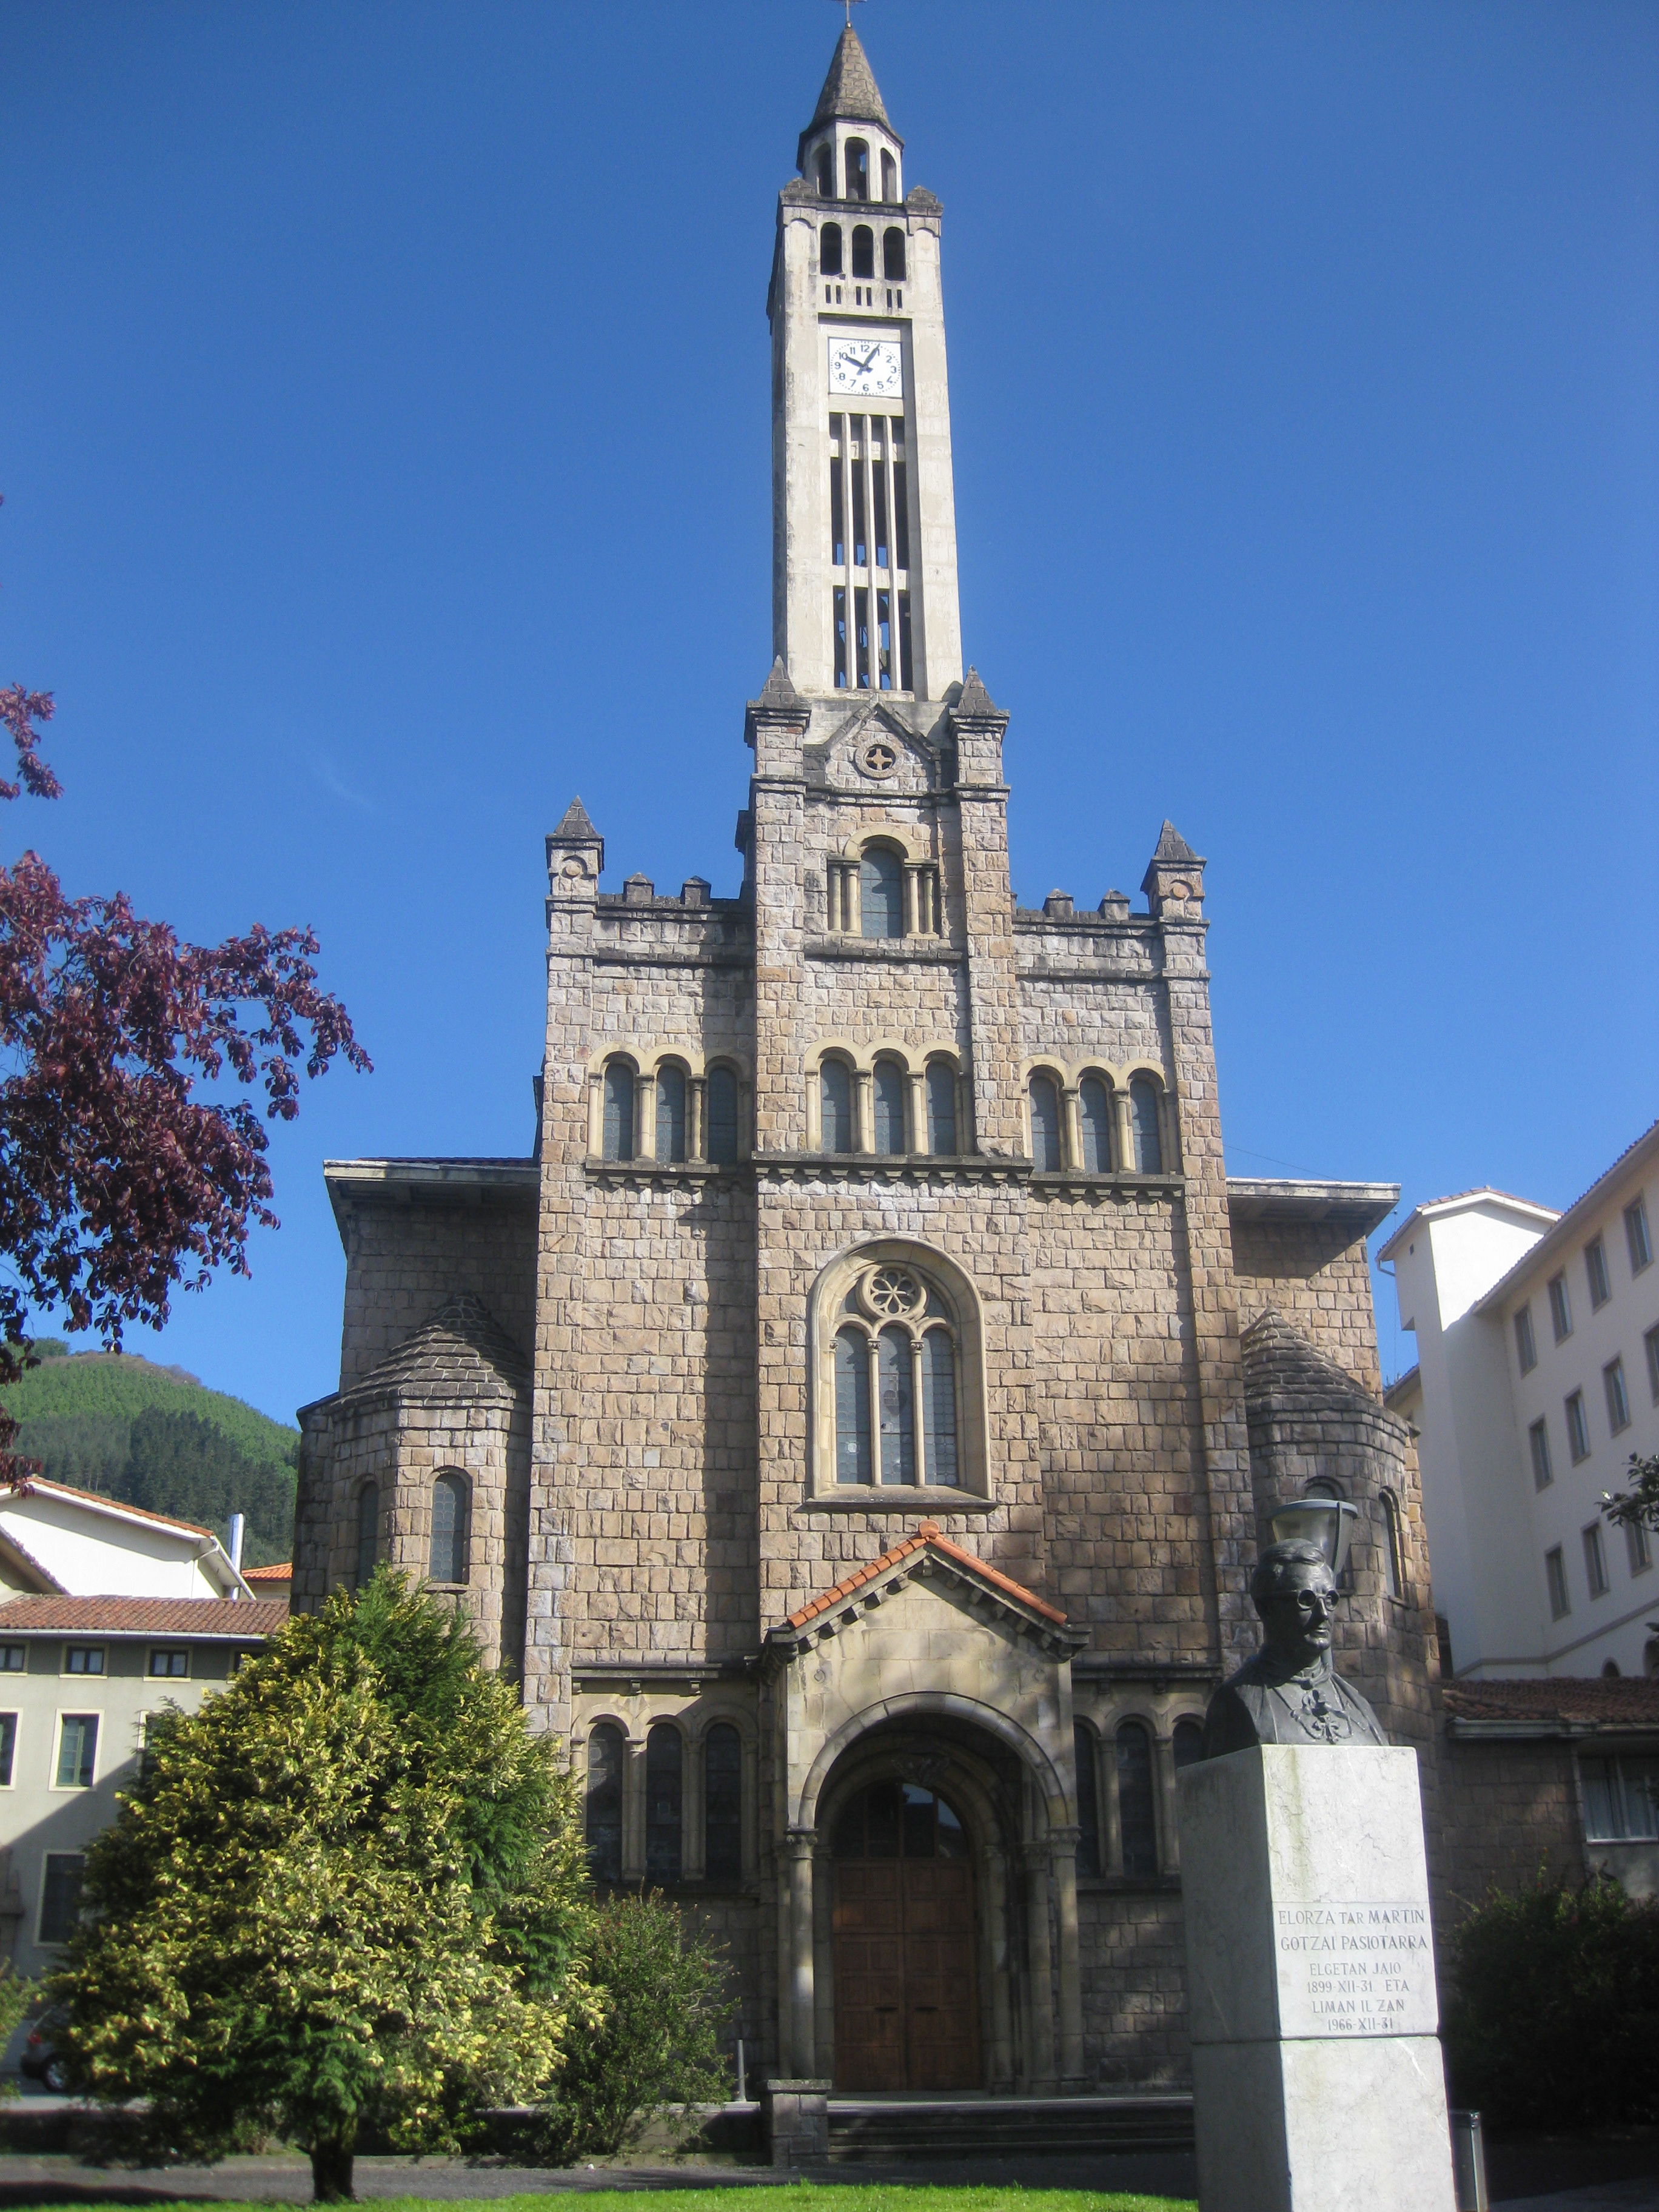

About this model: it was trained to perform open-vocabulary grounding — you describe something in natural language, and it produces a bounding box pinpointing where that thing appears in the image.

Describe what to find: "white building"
[0,1480,250,1603]
[1382,1121,1659,1680]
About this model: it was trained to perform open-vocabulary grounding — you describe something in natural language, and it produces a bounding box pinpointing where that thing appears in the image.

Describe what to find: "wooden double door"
[831,1780,980,2091]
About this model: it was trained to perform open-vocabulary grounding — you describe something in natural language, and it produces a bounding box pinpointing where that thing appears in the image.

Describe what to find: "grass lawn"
[1,2194,1196,2212]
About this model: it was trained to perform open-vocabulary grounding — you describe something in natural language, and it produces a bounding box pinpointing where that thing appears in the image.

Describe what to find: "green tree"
[49,1574,593,2202]
[1603,1450,1659,1547]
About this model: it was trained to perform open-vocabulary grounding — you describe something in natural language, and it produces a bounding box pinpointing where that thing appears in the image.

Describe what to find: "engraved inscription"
[1275,1901,1436,2039]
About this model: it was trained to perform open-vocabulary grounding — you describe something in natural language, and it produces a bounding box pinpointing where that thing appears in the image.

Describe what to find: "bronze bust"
[1201,1538,1388,1757]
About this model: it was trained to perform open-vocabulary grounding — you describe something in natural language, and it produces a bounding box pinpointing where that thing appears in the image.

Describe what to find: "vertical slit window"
[1381,1491,1404,1601]
[835,1329,873,1482]
[873,1060,906,1154]
[876,589,893,687]
[1116,1720,1158,1877]
[830,446,845,567]
[922,1331,957,1485]
[585,1723,623,1883]
[851,223,874,275]
[815,145,834,197]
[883,227,906,279]
[655,1064,688,1162]
[873,455,890,569]
[1029,1074,1063,1173]
[893,441,910,565]
[820,223,843,276]
[925,1063,957,1155]
[1130,1078,1164,1173]
[898,592,913,689]
[602,1061,636,1161]
[877,1327,914,1484]
[854,587,870,689]
[833,586,848,688]
[880,150,897,201]
[846,140,869,200]
[645,1723,682,1883]
[706,1067,739,1164]
[820,1060,854,1153]
[1074,1723,1102,1877]
[430,1471,467,1584]
[851,436,867,566]
[705,1723,743,1884]
[1079,1078,1114,1173]
[860,846,903,938]
[355,1481,380,1591]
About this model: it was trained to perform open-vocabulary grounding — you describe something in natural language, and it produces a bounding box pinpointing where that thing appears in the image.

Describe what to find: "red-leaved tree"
[0,554,369,1469]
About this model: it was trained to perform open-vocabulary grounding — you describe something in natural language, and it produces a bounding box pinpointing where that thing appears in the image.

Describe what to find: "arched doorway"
[830,1778,979,2090]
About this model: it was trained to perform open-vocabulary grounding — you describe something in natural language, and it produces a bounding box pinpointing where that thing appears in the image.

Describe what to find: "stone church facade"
[294,28,1439,2091]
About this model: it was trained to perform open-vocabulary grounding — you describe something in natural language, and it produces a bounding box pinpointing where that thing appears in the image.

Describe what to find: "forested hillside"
[3,1345,300,1569]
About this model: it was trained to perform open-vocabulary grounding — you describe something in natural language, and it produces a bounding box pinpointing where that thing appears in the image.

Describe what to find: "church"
[293,27,1439,2094]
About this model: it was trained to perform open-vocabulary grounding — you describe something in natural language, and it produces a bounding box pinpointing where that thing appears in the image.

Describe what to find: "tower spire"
[799,24,897,169]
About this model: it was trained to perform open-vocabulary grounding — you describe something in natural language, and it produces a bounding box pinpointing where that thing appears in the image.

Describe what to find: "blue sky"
[2,0,1655,1421]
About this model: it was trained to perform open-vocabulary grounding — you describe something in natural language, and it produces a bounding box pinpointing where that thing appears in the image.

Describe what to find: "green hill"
[2,1345,301,1569]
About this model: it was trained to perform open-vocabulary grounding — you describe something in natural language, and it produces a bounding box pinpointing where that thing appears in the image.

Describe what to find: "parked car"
[19,2006,70,2093]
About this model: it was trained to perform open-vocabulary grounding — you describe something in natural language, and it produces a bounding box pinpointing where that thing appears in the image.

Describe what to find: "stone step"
[826,2093,1196,2161]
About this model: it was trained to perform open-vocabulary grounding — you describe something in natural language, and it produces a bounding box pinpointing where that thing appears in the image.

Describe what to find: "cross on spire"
[828,0,865,29]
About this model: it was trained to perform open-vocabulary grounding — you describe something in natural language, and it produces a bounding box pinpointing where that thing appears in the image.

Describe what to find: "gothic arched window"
[705,1723,742,1883]
[585,1723,624,1883]
[655,1062,688,1162]
[873,1057,907,1154]
[925,1061,957,1156]
[1028,1073,1064,1172]
[820,1058,854,1153]
[860,845,903,939]
[851,224,875,278]
[645,1723,682,1883]
[602,1059,636,1161]
[706,1064,740,1164]
[1116,1719,1158,1877]
[1079,1076,1114,1173]
[815,144,834,198]
[429,1470,468,1585]
[354,1481,380,1592]
[883,226,906,280]
[880,150,898,203]
[1130,1076,1164,1173]
[846,138,870,201]
[820,221,843,276]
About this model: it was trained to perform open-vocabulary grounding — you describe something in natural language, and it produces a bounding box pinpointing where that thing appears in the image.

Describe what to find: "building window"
[845,138,869,200]
[602,1059,636,1162]
[38,1854,85,1946]
[1648,1324,1659,1405]
[1380,1490,1406,1600]
[585,1724,623,1883]
[1028,1073,1064,1172]
[655,1063,688,1162]
[56,1714,98,1789]
[820,221,843,276]
[1116,1720,1158,1877]
[883,226,906,280]
[1626,1196,1653,1275]
[1606,1358,1632,1436]
[860,845,904,938]
[354,1481,380,1591]
[1078,1076,1114,1173]
[1074,1723,1101,1877]
[705,1723,742,1885]
[1626,1516,1651,1577]
[0,1646,21,1673]
[1515,1304,1537,1373]
[831,1261,966,1490]
[872,1057,907,1154]
[880,149,897,201]
[65,1647,104,1677]
[925,1061,957,1155]
[1130,1077,1164,1173]
[0,1713,15,1787]
[1581,1754,1659,1841]
[148,1649,189,1679]
[706,1065,740,1164]
[430,1470,468,1585]
[645,1723,683,1884]
[1583,1523,1610,1599]
[1587,1236,1612,1310]
[820,1058,855,1154]
[851,223,875,278]
[1529,1418,1553,1490]
[1549,1272,1573,1342]
[1172,1718,1205,1772]
[1546,1545,1570,1619]
[1567,1384,1600,1460]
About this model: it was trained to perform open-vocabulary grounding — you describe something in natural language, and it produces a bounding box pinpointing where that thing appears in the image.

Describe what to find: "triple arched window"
[833,1262,959,1488]
[1074,1716,1204,1879]
[1026,1067,1170,1176]
[826,841,942,938]
[582,1718,746,1887]
[816,1052,964,1157]
[595,1055,745,1165]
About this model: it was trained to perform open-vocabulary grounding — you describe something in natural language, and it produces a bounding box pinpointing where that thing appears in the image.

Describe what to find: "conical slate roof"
[808,24,893,134]
[336,1293,531,1410]
[1239,1307,1381,1418]
[1150,819,1199,865]
[551,796,599,843]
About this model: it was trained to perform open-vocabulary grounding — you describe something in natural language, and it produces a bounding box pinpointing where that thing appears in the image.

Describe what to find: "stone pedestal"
[764,2078,830,2169]
[1178,1745,1455,2212]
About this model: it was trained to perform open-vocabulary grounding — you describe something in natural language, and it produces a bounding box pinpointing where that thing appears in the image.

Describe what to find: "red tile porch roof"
[785,1520,1067,1631]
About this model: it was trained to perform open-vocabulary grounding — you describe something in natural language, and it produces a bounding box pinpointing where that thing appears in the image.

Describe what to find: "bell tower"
[768,26,963,702]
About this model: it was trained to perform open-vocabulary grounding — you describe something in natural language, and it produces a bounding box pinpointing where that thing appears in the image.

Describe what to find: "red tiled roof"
[3,1476,218,1545]
[1444,1678,1659,1728]
[785,1520,1066,1631]
[244,1562,292,1583]
[0,1596,288,1637]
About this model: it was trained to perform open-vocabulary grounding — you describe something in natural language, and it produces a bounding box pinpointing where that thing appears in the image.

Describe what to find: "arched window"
[602,1059,636,1161]
[1130,1076,1164,1173]
[873,1058,907,1153]
[1079,1076,1114,1173]
[883,227,906,280]
[429,1470,468,1584]
[706,1065,740,1164]
[585,1723,624,1883]
[1116,1720,1158,1877]
[1381,1490,1406,1601]
[846,138,869,200]
[832,1778,967,1860]
[655,1063,687,1162]
[645,1722,682,1883]
[831,1259,967,1493]
[834,1328,874,1482]
[1028,1073,1064,1172]
[922,1330,957,1484]
[851,224,875,278]
[925,1062,957,1156]
[820,221,843,276]
[705,1723,742,1883]
[877,1326,915,1483]
[820,1059,854,1153]
[1172,1718,1205,1772]
[880,150,898,203]
[816,143,834,196]
[860,845,903,938]
[354,1481,380,1591]
[1074,1722,1102,1877]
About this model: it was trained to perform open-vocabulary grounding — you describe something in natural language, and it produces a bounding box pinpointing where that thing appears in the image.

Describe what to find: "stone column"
[1061,1085,1082,1174]
[1050,1828,1086,2085]
[784,1827,817,2077]
[1111,1087,1134,1177]
[1023,1844,1059,2090]
[907,1069,927,1155]
[854,1068,874,1155]
[621,1731,646,1883]
[983,1845,1016,2088]
[812,1840,835,2077]
[688,1076,706,1162]
[635,1071,657,1161]
[902,862,921,937]
[1155,1731,1181,1872]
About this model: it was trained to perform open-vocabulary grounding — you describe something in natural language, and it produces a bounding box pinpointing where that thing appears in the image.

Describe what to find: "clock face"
[828,338,903,399]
